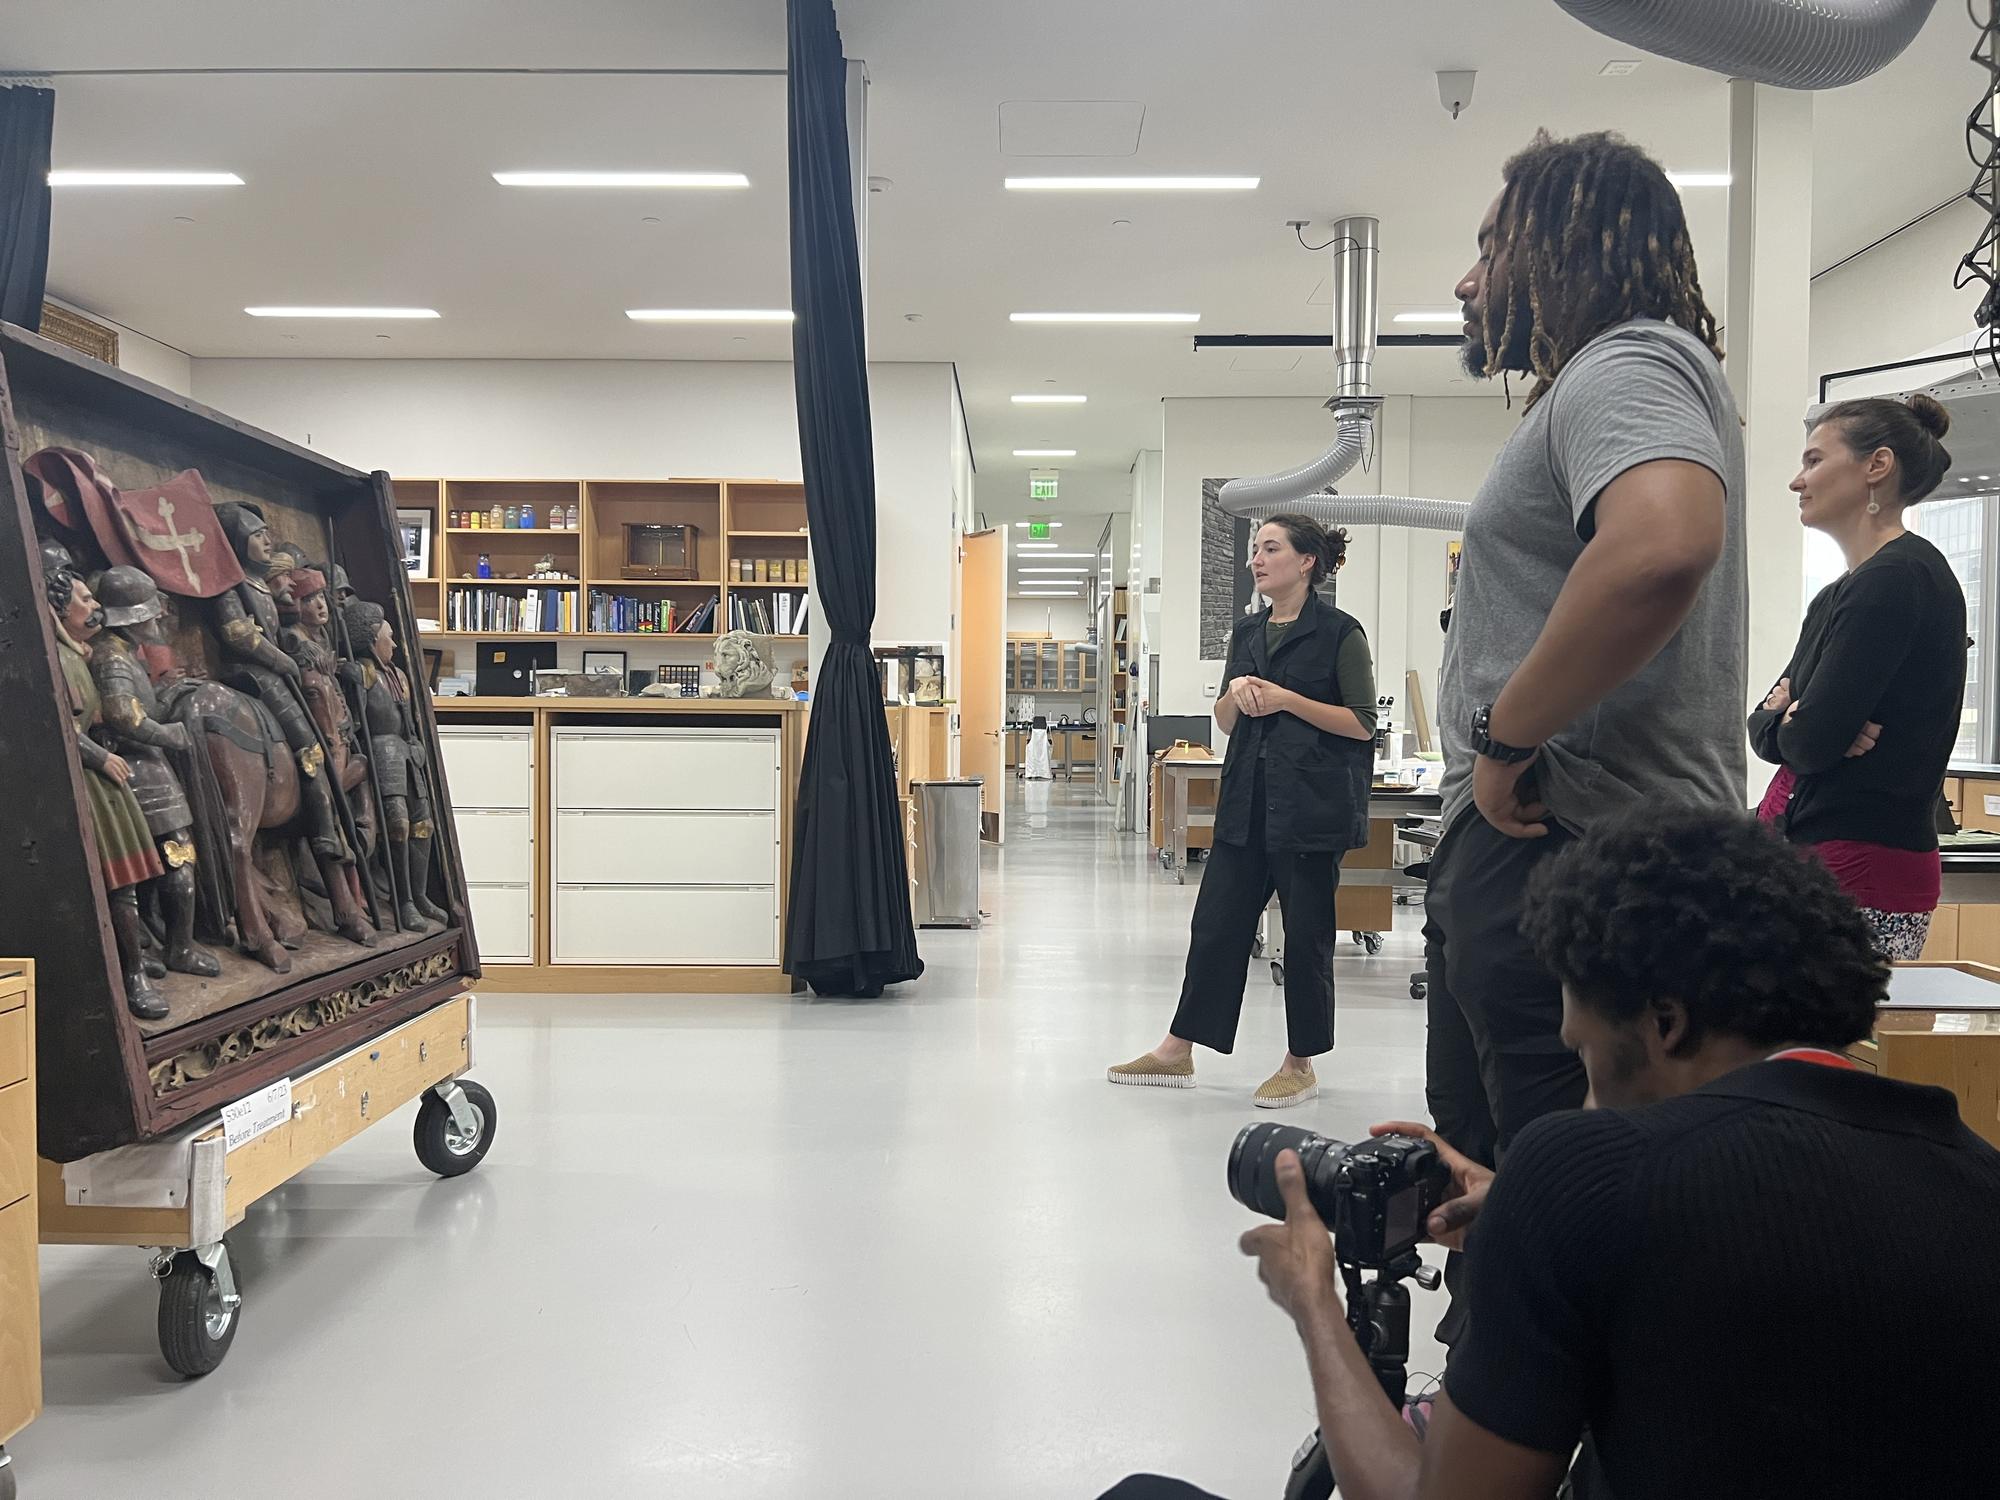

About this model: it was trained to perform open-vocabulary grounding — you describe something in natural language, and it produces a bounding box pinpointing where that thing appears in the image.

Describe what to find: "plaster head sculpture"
[711,629,777,699]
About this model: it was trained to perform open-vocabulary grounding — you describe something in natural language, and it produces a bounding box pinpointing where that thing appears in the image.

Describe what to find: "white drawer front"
[553,885,778,964]
[455,809,534,885]
[555,811,777,887]
[468,883,533,964]
[439,728,533,809]
[553,730,779,812]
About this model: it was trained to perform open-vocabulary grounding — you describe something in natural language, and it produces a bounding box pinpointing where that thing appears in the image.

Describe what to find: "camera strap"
[1765,1047,1859,1072]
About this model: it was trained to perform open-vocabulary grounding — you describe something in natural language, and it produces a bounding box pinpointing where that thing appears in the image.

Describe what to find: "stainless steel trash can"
[908,778,983,928]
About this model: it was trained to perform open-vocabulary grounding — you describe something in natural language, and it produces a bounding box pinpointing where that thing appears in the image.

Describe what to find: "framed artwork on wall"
[396,508,433,579]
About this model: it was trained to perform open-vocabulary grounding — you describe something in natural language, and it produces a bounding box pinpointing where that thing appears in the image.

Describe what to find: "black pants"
[1097,1479,1226,1500]
[1423,808,1586,1347]
[1171,765,1339,1058]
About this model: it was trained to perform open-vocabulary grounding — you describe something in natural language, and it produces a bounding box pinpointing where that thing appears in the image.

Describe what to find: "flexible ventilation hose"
[1298,495,1471,532]
[1216,412,1371,517]
[1554,0,1937,89]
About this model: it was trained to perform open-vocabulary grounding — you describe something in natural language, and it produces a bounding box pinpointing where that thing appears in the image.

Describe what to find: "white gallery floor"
[20,780,1446,1500]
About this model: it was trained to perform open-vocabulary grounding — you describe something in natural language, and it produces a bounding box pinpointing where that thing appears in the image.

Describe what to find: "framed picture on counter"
[582,649,627,679]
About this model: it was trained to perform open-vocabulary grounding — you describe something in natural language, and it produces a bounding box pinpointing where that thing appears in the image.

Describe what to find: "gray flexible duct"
[1275,495,1471,533]
[1554,0,1937,90]
[1216,411,1372,518]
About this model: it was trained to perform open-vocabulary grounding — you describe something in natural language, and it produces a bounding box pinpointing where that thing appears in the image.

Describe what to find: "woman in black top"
[1109,514,1377,1106]
[1748,393,1964,959]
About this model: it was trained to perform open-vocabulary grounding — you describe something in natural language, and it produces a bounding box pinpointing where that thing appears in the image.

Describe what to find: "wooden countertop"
[432,695,803,714]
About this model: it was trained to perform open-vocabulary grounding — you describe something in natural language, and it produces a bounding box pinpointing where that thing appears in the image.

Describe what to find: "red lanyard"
[1766,1046,1859,1072]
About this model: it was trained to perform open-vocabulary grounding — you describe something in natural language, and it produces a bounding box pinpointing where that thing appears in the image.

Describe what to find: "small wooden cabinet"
[0,960,38,1463]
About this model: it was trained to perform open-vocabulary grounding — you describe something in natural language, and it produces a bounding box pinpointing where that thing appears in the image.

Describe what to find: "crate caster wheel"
[1158,848,1172,870]
[0,1445,17,1500]
[1355,931,1384,957]
[1251,935,1266,959]
[1410,981,1428,1000]
[1270,960,1285,986]
[415,1079,497,1178]
[156,1242,240,1378]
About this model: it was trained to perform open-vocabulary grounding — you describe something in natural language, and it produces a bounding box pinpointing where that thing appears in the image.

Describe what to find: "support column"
[1724,78,1815,804]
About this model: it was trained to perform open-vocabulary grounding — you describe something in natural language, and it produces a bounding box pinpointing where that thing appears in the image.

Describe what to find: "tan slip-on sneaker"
[1253,1068,1318,1108]
[1107,1052,1195,1088]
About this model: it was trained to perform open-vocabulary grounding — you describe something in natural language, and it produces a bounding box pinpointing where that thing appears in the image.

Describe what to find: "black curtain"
[0,83,54,330]
[782,0,924,998]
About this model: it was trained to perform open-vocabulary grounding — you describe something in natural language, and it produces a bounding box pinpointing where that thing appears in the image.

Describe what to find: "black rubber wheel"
[414,1080,497,1177]
[1356,931,1385,956]
[1410,982,1428,1001]
[0,1446,17,1500]
[158,1250,238,1378]
[1270,960,1285,986]
[1251,935,1266,959]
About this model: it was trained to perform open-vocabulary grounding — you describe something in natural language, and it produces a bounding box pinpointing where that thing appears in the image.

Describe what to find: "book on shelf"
[588,589,684,634]
[447,584,576,634]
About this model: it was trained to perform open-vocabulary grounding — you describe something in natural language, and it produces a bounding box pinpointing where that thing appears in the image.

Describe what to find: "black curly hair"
[1519,809,1885,1053]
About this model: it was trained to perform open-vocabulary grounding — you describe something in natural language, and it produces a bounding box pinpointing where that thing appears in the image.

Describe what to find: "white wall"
[1160,395,1509,730]
[1810,200,1989,385]
[46,296,193,395]
[1007,597,1092,640]
[190,358,962,675]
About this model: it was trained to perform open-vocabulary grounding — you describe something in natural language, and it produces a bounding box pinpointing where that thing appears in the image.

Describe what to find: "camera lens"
[1228,1122,1348,1225]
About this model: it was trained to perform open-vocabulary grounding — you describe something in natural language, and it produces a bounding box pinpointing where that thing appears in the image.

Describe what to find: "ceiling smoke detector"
[1436,70,1477,122]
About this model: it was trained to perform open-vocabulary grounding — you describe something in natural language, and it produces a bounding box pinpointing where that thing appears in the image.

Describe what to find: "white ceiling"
[8,0,1987,575]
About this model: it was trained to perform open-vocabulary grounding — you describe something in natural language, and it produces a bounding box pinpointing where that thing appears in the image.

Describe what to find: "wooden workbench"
[0,961,36,1477]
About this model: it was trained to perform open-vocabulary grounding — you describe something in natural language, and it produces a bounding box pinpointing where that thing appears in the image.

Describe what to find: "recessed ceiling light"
[1005,176,1259,192]
[1012,394,1088,404]
[1014,449,1077,457]
[1011,312,1200,324]
[245,306,440,319]
[1018,567,1092,574]
[1392,311,1464,324]
[1599,59,1643,76]
[626,309,794,322]
[1013,521,1063,528]
[50,170,243,187]
[1016,542,1059,551]
[1027,552,1101,559]
[493,171,748,188]
[1665,172,1731,188]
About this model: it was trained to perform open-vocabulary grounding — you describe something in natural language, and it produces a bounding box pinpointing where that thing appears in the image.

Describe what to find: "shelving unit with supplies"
[1097,587,1131,803]
[1005,636,1098,695]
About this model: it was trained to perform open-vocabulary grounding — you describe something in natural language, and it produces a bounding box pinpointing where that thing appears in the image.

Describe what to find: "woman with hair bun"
[1110,514,1378,1106]
[1750,393,1967,958]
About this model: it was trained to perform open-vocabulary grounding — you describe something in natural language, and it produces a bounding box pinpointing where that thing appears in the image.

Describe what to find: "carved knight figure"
[207,502,349,862]
[46,553,170,1020]
[87,566,223,984]
[340,600,450,932]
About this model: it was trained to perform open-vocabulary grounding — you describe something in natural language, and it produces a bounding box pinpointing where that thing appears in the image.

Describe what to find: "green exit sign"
[1028,521,1051,539]
[1030,477,1058,501]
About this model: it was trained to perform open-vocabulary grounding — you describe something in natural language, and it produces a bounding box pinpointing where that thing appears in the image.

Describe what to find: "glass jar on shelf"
[488,503,503,529]
[522,502,537,529]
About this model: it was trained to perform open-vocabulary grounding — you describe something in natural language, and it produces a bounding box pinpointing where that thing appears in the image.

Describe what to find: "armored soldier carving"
[208,502,349,863]
[341,600,450,932]
[87,566,223,985]
[46,552,170,1020]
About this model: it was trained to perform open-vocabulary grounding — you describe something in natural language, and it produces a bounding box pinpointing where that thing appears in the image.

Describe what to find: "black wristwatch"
[1470,704,1537,764]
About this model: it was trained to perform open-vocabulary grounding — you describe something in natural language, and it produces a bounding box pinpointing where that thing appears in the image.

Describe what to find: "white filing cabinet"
[437,725,535,963]
[551,726,783,964]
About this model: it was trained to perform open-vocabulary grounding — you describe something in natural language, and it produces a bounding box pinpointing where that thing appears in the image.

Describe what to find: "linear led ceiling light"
[245,306,439,318]
[1014,449,1077,458]
[1012,520,1062,528]
[50,170,244,187]
[626,309,795,322]
[1011,393,1088,404]
[494,171,749,188]
[1005,176,1259,192]
[1665,171,1731,188]
[1392,310,1464,324]
[1011,312,1199,324]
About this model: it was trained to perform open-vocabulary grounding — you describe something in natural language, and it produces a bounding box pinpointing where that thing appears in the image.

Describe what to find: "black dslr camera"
[1230,1124,1452,1500]
[1228,1123,1449,1267]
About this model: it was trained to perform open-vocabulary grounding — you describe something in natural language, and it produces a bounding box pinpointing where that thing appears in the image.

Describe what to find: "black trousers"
[1097,1480,1225,1500]
[1171,765,1339,1058]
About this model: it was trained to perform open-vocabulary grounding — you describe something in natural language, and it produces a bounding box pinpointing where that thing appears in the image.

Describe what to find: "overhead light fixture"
[626,309,795,322]
[493,171,749,188]
[1005,176,1260,192]
[1011,394,1088,404]
[1027,551,1101,559]
[1014,449,1077,458]
[1666,171,1731,188]
[50,170,243,187]
[1015,542,1059,551]
[1013,520,1062,528]
[1011,312,1200,324]
[1393,311,1464,324]
[245,306,440,319]
[1018,567,1092,575]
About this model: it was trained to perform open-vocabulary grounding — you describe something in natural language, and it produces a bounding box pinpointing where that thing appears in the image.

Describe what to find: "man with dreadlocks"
[1426,128,1747,1269]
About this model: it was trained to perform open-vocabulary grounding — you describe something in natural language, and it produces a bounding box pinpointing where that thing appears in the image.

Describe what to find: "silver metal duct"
[1219,216,1380,517]
[1554,0,1937,90]
[1292,495,1470,532]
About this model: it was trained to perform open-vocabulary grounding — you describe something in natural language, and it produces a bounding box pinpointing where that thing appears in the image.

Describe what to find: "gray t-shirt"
[1437,318,1747,831]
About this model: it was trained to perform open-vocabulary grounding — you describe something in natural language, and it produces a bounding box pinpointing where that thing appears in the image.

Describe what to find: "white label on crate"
[1933,1013,1975,1034]
[222,1077,293,1151]
[1984,795,2000,817]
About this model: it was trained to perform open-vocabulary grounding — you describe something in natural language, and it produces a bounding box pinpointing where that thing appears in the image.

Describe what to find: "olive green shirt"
[1263,616,1379,737]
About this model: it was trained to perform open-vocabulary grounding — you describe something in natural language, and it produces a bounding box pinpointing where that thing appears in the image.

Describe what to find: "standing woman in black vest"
[1110,514,1377,1106]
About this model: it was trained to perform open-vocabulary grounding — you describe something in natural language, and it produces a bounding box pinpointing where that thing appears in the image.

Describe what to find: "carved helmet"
[341,598,388,654]
[92,565,166,627]
[214,500,269,556]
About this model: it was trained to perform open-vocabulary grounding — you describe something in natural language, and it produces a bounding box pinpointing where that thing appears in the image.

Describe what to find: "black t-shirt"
[1446,1060,2000,1499]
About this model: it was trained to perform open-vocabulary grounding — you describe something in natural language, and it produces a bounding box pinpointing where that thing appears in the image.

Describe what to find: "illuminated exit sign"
[1030,476,1058,501]
[1028,521,1051,539]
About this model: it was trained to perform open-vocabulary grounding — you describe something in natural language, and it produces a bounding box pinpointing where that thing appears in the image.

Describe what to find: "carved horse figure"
[163,679,375,972]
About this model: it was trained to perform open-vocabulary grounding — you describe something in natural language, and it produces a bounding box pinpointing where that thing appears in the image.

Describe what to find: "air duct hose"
[1216,411,1371,518]
[1553,0,1937,90]
[1297,495,1470,532]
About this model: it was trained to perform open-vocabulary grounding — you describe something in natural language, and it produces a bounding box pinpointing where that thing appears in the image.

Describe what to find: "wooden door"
[960,530,1006,841]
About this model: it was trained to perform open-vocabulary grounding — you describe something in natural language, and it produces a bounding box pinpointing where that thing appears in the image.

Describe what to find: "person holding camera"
[1110,514,1377,1107]
[1104,809,2000,1500]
